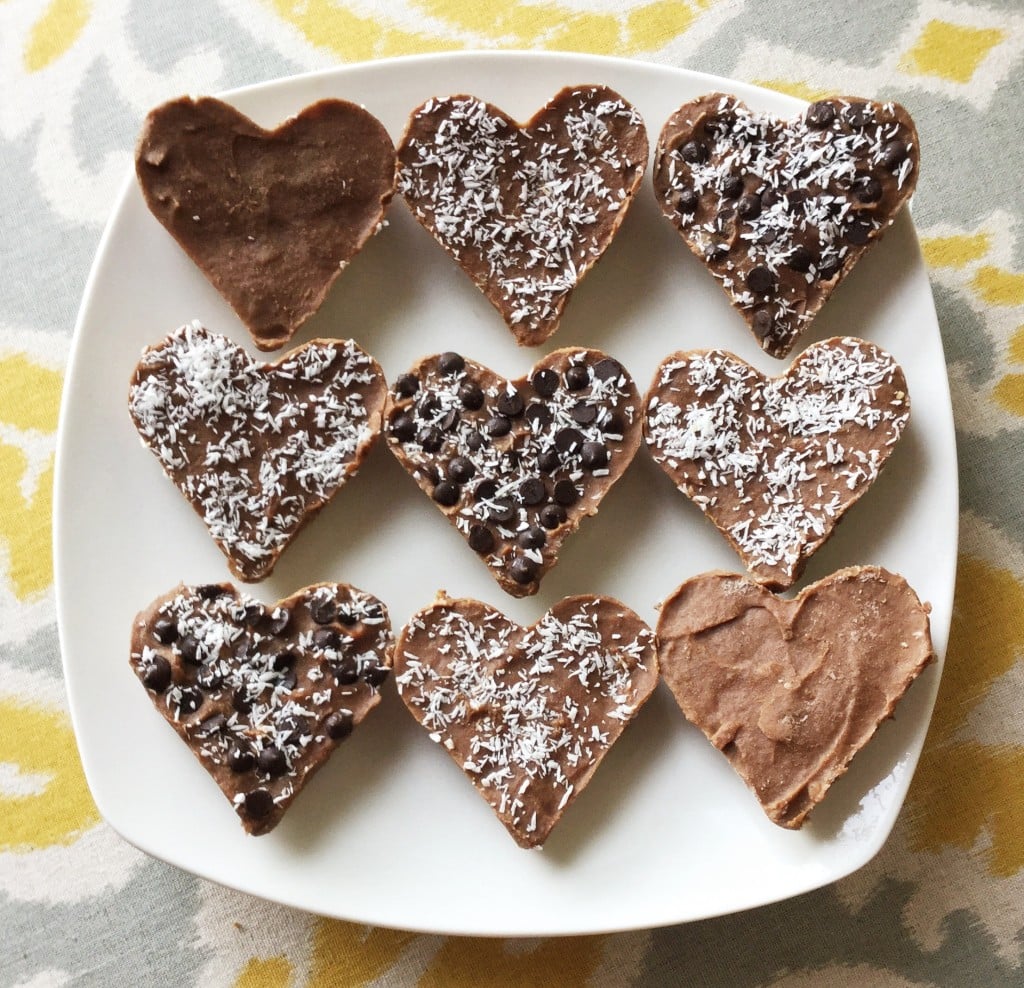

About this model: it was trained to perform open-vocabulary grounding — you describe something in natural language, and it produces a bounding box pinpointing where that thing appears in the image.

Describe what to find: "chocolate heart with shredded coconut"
[395,593,658,848]
[653,94,919,358]
[656,567,933,828]
[644,337,909,590]
[397,86,649,346]
[130,581,392,835]
[136,96,397,351]
[384,348,642,597]
[129,322,386,581]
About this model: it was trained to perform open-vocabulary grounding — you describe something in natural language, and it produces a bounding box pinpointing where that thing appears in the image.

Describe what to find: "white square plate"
[55,51,957,935]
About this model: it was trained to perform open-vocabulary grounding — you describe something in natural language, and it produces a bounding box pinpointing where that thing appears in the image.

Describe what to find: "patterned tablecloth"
[2,0,1023,984]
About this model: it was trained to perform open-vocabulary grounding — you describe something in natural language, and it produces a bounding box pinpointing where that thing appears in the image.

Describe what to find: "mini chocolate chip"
[581,442,609,469]
[283,715,310,744]
[279,669,298,691]
[603,412,626,437]
[571,402,597,425]
[438,351,465,375]
[564,365,589,390]
[806,100,836,128]
[520,477,547,505]
[177,687,203,715]
[538,448,560,473]
[394,373,419,398]
[593,358,623,381]
[197,668,223,691]
[416,425,443,452]
[788,189,808,208]
[485,416,511,438]
[737,193,762,221]
[531,369,559,396]
[310,598,336,624]
[177,635,199,665]
[197,713,226,736]
[510,557,538,585]
[525,404,551,430]
[786,245,814,272]
[324,709,354,741]
[722,174,743,199]
[232,688,252,714]
[258,746,288,777]
[448,456,476,483]
[555,427,584,453]
[458,382,484,409]
[761,187,780,209]
[364,664,390,687]
[466,430,485,451]
[496,391,524,418]
[265,609,291,635]
[142,656,172,693]
[197,583,226,600]
[153,619,178,644]
[819,260,841,281]
[468,524,495,554]
[746,266,776,294]
[313,627,341,650]
[440,408,461,432]
[488,499,516,524]
[242,603,263,626]
[390,414,415,442]
[242,788,274,819]
[272,650,296,671]
[680,140,707,164]
[333,656,359,685]
[540,503,567,529]
[879,139,907,169]
[845,103,874,128]
[474,479,498,502]
[676,188,698,214]
[752,309,774,340]
[337,608,357,626]
[517,526,547,550]
[553,480,579,506]
[706,240,730,262]
[433,480,460,506]
[228,746,256,773]
[845,220,873,245]
[853,176,883,203]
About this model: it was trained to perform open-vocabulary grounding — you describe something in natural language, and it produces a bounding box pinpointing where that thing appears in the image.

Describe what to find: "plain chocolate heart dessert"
[398,86,648,346]
[128,322,386,581]
[644,337,909,589]
[130,581,393,835]
[384,348,642,596]
[656,567,934,828]
[653,94,919,357]
[395,593,658,847]
[136,96,397,350]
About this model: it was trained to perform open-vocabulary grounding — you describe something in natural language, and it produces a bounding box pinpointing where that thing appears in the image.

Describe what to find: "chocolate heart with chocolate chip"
[396,593,658,847]
[130,581,393,835]
[656,567,934,828]
[398,86,649,346]
[644,337,909,590]
[653,94,920,357]
[129,322,386,581]
[384,348,642,597]
[136,96,397,350]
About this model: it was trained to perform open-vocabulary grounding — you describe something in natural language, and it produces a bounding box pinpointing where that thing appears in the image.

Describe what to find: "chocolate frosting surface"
[136,97,397,350]
[130,582,393,835]
[656,567,934,828]
[653,94,919,358]
[398,85,648,346]
[395,593,658,847]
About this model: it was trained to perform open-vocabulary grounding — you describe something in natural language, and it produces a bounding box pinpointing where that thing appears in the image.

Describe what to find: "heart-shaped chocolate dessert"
[395,593,658,847]
[384,348,642,596]
[656,567,934,828]
[130,581,393,835]
[129,322,386,581]
[653,94,920,357]
[136,97,397,350]
[398,86,648,346]
[644,337,909,589]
